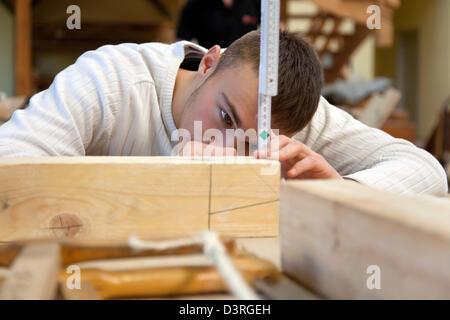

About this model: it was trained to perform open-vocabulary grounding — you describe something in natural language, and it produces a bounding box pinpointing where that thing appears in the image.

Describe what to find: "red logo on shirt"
[242,14,258,24]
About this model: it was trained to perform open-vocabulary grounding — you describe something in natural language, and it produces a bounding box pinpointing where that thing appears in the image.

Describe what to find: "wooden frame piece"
[0,242,60,299]
[15,0,32,96]
[281,179,450,299]
[0,157,280,244]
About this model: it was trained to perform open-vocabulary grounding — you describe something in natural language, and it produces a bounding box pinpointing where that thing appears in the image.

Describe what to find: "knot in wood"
[48,213,83,240]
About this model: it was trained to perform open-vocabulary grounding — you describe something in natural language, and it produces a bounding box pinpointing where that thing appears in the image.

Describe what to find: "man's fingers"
[274,140,312,161]
[286,156,316,178]
[254,134,290,159]
[270,134,290,152]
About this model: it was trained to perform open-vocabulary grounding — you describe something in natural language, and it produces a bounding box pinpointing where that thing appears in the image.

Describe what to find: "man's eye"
[221,109,233,127]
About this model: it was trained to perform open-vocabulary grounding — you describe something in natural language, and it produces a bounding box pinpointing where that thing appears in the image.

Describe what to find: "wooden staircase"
[283,0,401,83]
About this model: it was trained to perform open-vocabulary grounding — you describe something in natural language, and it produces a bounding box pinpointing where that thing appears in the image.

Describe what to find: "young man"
[0,31,447,195]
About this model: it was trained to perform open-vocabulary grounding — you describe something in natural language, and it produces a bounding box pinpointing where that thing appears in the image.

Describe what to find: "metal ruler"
[258,0,280,152]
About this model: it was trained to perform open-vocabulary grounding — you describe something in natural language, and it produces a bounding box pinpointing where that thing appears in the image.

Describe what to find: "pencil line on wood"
[44,225,83,230]
[209,199,279,215]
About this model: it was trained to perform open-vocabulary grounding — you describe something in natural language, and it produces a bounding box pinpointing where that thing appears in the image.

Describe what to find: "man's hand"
[254,132,342,180]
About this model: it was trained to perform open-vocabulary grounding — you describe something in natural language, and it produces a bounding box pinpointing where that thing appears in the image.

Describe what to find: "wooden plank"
[358,88,401,128]
[0,242,60,299]
[0,157,280,243]
[210,202,279,237]
[237,237,280,269]
[280,0,287,22]
[15,0,32,96]
[0,238,237,268]
[253,275,320,300]
[280,179,450,299]
[60,280,100,300]
[210,162,280,237]
[58,255,277,299]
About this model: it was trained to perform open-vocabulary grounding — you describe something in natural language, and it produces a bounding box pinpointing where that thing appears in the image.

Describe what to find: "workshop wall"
[375,0,450,141]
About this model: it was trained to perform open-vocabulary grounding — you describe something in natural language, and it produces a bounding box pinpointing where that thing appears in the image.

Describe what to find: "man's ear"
[198,45,221,76]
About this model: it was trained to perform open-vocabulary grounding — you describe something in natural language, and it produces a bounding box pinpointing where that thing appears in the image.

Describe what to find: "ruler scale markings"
[258,0,280,152]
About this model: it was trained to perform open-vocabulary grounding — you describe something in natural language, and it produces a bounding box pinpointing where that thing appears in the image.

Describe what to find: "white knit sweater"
[0,41,447,195]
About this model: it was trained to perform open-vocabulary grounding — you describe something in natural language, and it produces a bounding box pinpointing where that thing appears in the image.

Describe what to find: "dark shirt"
[176,0,261,48]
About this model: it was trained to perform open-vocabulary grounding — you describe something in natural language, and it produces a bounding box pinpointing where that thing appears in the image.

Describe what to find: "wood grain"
[0,157,279,243]
[0,243,60,299]
[58,256,277,299]
[280,179,450,299]
[60,280,100,300]
[210,161,280,237]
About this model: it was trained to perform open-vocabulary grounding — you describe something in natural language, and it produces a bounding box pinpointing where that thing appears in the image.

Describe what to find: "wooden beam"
[0,238,237,268]
[209,162,280,237]
[0,157,280,244]
[60,280,100,300]
[15,0,32,96]
[0,242,60,299]
[58,255,277,299]
[280,180,450,299]
[280,0,287,22]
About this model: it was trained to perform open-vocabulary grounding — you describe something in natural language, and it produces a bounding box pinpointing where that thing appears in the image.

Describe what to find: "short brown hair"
[213,30,323,136]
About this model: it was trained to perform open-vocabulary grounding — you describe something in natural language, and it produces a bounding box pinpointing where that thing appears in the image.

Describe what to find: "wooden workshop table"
[54,237,280,300]
[143,237,316,301]
[58,236,317,300]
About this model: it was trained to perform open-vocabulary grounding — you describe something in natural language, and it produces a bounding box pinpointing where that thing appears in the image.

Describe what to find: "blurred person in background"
[177,0,261,48]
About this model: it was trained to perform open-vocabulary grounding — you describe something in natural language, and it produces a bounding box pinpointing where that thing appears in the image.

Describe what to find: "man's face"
[178,62,259,149]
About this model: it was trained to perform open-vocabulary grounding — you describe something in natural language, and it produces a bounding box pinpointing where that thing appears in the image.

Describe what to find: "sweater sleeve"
[0,45,128,157]
[293,97,448,195]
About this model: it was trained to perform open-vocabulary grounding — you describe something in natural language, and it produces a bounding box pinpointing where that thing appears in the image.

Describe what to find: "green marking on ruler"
[260,130,270,140]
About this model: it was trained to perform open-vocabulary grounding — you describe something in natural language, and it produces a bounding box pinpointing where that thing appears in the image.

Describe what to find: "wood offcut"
[280,179,450,299]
